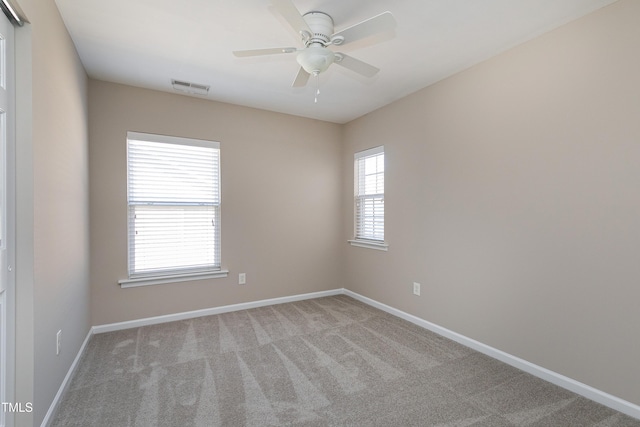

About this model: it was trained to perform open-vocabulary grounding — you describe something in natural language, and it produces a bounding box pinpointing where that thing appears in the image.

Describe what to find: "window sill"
[119,270,229,288]
[348,240,388,251]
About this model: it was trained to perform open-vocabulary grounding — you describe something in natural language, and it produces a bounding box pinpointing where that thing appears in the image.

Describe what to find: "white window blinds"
[126,132,221,278]
[354,146,384,242]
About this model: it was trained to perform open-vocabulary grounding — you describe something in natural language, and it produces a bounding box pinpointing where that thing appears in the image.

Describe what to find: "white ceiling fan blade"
[233,47,298,57]
[334,53,380,78]
[292,67,310,87]
[331,11,396,46]
[271,0,312,39]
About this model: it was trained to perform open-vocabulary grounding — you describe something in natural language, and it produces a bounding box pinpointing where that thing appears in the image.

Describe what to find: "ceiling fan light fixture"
[296,45,334,75]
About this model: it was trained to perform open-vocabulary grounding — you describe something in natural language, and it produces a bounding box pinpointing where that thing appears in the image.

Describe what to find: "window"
[349,146,387,251]
[121,132,227,287]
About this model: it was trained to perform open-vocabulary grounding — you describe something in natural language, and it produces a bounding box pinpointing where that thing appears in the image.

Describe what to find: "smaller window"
[350,146,387,251]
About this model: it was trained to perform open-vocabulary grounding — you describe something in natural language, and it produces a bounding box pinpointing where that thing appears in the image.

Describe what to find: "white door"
[0,8,15,427]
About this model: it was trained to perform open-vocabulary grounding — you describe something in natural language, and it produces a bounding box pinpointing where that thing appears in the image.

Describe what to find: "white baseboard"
[44,287,640,424]
[92,289,343,334]
[343,289,640,421]
[41,328,93,427]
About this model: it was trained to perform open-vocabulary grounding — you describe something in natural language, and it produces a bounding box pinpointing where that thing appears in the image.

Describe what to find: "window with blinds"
[354,146,384,242]
[126,132,221,278]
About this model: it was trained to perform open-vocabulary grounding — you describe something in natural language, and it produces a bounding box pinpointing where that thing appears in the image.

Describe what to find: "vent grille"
[171,79,210,96]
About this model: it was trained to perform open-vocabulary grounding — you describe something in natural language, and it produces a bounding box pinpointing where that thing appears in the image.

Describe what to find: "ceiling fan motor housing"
[302,11,334,45]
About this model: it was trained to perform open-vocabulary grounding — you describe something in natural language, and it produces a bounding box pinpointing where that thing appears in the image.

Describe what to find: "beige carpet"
[51,295,640,426]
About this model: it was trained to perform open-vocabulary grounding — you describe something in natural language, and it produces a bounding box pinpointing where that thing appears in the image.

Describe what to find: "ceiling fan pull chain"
[314,72,320,103]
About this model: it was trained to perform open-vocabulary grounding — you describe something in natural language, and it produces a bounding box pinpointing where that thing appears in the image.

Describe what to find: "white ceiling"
[55,0,618,124]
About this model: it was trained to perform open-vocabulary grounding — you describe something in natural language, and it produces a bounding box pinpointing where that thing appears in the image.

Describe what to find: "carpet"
[51,295,640,426]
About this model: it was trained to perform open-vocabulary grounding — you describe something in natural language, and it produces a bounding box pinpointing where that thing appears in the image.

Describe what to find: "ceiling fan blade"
[292,67,310,87]
[271,0,312,38]
[233,47,298,57]
[331,11,396,46]
[334,53,380,78]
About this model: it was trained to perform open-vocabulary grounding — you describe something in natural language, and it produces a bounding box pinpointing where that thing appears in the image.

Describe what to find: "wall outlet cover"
[56,330,62,355]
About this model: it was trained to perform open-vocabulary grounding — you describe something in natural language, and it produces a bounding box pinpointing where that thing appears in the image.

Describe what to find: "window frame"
[348,146,388,251]
[119,132,228,288]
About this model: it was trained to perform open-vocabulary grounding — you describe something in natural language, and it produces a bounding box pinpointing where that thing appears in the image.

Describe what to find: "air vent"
[171,79,210,96]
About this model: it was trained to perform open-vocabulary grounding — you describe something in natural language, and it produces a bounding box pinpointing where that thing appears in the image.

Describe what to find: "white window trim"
[119,270,229,289]
[127,131,217,149]
[123,131,225,286]
[350,145,387,251]
[348,239,389,251]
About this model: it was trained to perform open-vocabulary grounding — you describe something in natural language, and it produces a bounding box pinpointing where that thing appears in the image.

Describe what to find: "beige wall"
[342,0,640,406]
[14,0,90,425]
[89,80,343,325]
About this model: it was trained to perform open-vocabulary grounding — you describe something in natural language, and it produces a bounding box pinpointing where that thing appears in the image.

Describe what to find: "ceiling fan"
[233,0,396,93]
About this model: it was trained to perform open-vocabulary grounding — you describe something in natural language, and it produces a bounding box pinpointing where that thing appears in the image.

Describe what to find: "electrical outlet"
[239,273,246,285]
[413,282,421,296]
[56,330,62,355]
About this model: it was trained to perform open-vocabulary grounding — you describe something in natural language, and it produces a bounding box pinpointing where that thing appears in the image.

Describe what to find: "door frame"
[0,3,17,426]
